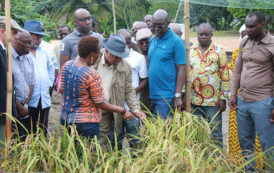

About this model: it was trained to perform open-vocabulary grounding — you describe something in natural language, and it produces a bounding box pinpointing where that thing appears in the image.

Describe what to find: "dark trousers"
[60,119,99,139]
[28,98,50,136]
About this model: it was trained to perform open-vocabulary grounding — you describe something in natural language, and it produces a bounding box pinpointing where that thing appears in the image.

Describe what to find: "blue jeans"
[237,97,274,171]
[61,119,99,139]
[192,105,223,148]
[150,98,174,119]
[109,118,141,150]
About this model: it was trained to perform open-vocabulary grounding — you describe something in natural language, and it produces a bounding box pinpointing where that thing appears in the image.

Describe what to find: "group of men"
[0,7,273,171]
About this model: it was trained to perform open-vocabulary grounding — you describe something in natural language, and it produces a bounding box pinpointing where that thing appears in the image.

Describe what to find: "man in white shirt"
[109,29,148,149]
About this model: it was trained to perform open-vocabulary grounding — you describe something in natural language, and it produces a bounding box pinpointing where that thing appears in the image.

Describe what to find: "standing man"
[148,9,186,119]
[136,28,152,112]
[169,23,183,38]
[0,16,22,147]
[54,25,71,70]
[23,20,55,135]
[190,23,229,148]
[108,29,148,149]
[12,30,35,138]
[93,34,146,150]
[229,12,274,171]
[143,15,152,29]
[60,8,103,68]
[40,23,59,96]
[136,28,152,65]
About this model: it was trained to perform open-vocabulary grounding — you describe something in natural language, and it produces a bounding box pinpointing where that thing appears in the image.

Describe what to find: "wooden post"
[112,0,116,33]
[184,0,191,112]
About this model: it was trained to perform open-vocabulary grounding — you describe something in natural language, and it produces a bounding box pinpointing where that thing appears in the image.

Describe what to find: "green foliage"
[0,0,57,40]
[227,7,274,30]
[1,111,272,172]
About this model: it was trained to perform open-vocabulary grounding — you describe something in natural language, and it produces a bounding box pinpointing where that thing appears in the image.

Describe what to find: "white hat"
[239,24,246,34]
[136,28,152,41]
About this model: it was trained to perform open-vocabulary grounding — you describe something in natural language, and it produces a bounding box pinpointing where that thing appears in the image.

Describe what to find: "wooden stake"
[112,0,116,33]
[174,0,183,23]
[184,0,191,112]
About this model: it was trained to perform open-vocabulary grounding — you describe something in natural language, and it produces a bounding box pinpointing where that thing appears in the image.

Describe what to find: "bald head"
[169,23,182,37]
[132,21,148,36]
[152,9,169,38]
[117,29,131,38]
[144,15,152,28]
[73,8,92,35]
[117,29,131,49]
[197,23,212,33]
[152,9,169,23]
[197,23,212,48]
[74,8,90,19]
[13,30,32,56]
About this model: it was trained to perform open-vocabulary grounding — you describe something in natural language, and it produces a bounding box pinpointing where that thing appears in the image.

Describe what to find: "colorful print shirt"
[190,43,230,106]
[60,60,105,123]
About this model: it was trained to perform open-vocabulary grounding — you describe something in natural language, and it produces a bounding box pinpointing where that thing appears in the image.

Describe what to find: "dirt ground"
[48,36,239,148]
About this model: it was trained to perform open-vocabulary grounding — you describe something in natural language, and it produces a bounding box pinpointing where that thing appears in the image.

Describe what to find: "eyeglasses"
[31,34,43,40]
[151,23,166,29]
[15,39,33,46]
[77,16,92,22]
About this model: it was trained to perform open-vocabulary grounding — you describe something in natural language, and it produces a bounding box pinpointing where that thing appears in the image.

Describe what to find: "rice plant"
[0,111,271,172]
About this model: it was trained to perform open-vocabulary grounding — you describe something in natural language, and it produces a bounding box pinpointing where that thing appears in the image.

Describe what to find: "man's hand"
[122,110,137,120]
[270,109,274,123]
[134,111,146,121]
[174,97,182,110]
[217,99,226,112]
[229,95,238,110]
[18,106,28,118]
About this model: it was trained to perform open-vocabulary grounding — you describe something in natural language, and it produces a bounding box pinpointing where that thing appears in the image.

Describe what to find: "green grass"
[0,111,271,172]
[190,30,239,37]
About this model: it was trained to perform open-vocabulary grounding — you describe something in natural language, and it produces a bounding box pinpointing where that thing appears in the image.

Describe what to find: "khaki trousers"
[99,112,114,151]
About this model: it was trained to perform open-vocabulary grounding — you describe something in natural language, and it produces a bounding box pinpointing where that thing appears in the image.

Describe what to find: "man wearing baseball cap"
[93,34,146,150]
[0,16,22,147]
[23,20,55,136]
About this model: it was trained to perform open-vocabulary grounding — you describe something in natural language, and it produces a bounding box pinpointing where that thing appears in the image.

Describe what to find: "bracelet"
[121,108,127,114]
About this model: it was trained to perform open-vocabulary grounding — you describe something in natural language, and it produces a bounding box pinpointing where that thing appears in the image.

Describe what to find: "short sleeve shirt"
[148,28,187,99]
[60,29,103,60]
[60,60,105,123]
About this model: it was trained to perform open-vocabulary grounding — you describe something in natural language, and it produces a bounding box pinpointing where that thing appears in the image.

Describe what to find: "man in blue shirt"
[23,20,55,136]
[148,9,186,119]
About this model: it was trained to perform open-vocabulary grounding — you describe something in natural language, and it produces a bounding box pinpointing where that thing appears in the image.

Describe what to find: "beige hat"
[136,28,152,41]
[0,16,23,31]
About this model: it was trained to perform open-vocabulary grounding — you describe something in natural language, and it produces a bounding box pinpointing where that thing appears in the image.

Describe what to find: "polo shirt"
[60,28,103,60]
[148,28,186,99]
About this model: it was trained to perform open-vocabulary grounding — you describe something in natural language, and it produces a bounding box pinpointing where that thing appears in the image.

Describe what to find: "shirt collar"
[260,31,272,44]
[0,41,6,50]
[160,28,172,40]
[12,47,25,61]
[194,42,214,55]
[74,28,93,37]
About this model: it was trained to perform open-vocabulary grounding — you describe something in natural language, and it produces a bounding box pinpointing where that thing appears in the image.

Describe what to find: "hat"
[239,24,246,34]
[103,34,130,58]
[0,16,23,31]
[136,28,152,41]
[23,20,46,36]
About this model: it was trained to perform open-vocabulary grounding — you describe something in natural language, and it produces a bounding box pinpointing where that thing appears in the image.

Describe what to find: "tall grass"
[0,111,271,172]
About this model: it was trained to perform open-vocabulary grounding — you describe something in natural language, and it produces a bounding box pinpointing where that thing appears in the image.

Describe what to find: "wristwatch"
[175,92,181,98]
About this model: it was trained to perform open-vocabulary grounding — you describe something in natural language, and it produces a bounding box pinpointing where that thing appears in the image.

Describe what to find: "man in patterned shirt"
[190,23,230,148]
